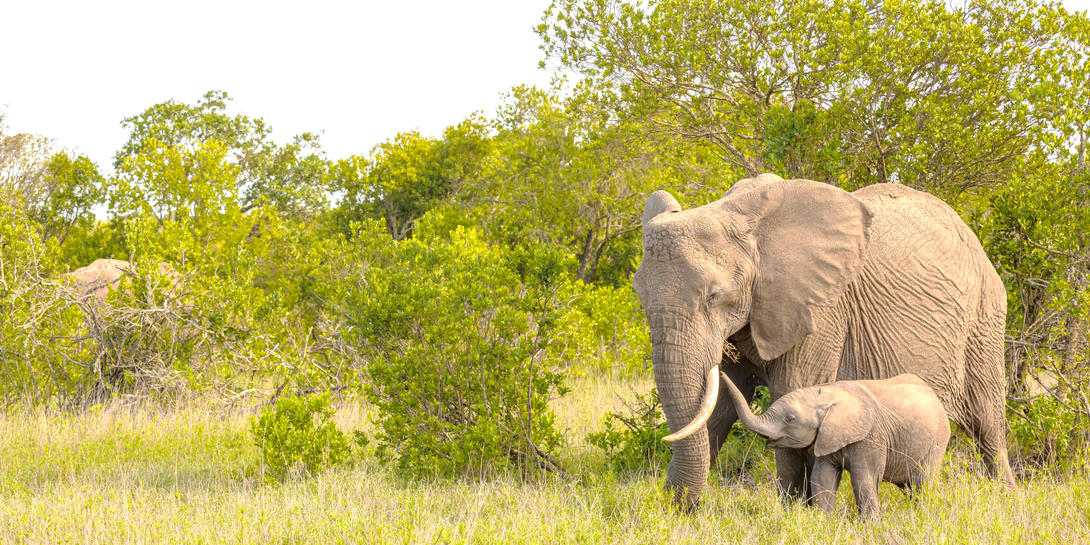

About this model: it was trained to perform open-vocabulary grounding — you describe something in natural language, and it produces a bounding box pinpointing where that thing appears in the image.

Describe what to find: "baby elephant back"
[865,374,950,481]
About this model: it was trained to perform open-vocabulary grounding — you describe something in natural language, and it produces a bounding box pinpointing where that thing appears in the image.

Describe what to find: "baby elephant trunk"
[720,371,782,440]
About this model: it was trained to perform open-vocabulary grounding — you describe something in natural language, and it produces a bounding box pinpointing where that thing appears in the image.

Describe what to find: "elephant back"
[838,184,995,408]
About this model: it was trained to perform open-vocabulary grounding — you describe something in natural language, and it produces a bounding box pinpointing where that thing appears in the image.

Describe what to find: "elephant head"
[632,174,871,509]
[720,372,878,457]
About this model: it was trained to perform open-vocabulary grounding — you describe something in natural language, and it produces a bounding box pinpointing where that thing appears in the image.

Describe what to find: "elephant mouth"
[765,436,816,451]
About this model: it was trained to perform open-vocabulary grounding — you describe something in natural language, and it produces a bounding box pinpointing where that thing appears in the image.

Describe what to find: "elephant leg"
[973,412,1016,487]
[846,449,884,521]
[809,457,842,512]
[963,311,1018,488]
[774,448,810,503]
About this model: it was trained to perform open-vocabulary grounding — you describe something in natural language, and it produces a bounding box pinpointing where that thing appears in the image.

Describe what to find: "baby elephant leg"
[847,451,884,520]
[809,457,842,512]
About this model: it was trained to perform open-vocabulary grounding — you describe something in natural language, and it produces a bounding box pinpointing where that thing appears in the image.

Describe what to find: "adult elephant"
[633,173,1014,510]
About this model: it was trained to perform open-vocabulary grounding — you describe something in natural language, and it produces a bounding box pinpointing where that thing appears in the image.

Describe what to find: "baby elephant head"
[720,371,877,456]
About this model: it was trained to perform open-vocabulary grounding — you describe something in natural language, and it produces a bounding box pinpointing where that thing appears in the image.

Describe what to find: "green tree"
[1,118,109,271]
[33,153,105,242]
[464,84,728,284]
[116,90,330,217]
[314,219,571,477]
[331,118,491,240]
[977,151,1090,462]
[540,0,1090,194]
[0,116,53,212]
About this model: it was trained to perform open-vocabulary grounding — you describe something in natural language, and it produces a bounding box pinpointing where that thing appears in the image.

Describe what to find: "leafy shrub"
[550,283,650,377]
[1008,393,1089,473]
[250,392,351,481]
[0,207,267,404]
[0,205,80,403]
[586,388,671,474]
[315,218,572,478]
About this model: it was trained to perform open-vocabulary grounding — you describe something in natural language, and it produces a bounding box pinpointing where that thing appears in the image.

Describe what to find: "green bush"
[1008,393,1089,473]
[586,388,671,474]
[554,283,650,377]
[316,218,572,478]
[0,206,85,403]
[250,392,351,481]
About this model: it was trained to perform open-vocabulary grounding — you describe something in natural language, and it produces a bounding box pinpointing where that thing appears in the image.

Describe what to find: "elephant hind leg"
[954,402,1016,487]
[962,310,1017,488]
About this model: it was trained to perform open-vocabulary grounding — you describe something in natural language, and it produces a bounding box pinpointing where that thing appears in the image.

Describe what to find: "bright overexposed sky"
[2,0,1088,172]
[0,0,555,170]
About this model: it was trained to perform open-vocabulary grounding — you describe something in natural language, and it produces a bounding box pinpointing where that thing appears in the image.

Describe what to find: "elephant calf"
[721,372,950,519]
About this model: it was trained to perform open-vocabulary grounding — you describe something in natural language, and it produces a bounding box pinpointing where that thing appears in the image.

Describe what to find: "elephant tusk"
[662,365,720,443]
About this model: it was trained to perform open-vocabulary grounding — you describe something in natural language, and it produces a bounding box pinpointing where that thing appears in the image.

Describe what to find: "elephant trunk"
[720,370,782,440]
[651,325,715,511]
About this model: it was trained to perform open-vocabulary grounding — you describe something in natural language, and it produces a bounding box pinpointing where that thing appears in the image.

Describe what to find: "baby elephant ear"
[642,190,682,225]
[814,384,878,457]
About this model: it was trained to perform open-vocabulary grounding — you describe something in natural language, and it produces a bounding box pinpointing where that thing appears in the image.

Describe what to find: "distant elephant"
[67,259,133,300]
[722,372,950,519]
[66,258,178,301]
[633,173,1013,510]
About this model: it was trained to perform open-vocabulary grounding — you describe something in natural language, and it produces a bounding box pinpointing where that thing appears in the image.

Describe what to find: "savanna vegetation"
[1,0,1088,542]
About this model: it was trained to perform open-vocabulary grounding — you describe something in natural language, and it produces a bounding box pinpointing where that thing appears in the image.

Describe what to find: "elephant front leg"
[775,448,810,503]
[809,456,842,511]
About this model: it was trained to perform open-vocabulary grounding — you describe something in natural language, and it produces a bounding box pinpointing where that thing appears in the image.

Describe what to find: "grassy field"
[1,376,1087,544]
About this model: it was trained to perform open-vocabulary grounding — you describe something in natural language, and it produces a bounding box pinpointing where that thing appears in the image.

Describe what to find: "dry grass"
[1,376,1087,544]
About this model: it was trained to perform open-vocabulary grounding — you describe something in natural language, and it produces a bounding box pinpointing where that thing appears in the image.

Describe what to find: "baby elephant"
[721,372,949,519]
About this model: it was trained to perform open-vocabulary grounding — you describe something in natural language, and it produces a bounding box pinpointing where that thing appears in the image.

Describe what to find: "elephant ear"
[725,179,872,360]
[642,190,682,225]
[813,383,878,457]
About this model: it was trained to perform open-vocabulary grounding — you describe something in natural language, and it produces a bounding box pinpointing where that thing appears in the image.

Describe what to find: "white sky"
[0,0,555,170]
[2,0,1089,172]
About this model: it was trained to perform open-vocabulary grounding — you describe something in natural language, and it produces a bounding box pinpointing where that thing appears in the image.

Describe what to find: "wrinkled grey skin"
[634,174,1013,510]
[723,372,950,519]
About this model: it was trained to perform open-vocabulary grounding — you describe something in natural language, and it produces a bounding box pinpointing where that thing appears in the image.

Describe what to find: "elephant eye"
[784,414,796,423]
[706,285,736,305]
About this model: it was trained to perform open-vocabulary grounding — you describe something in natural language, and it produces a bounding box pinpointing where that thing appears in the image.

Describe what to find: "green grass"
[1,376,1087,544]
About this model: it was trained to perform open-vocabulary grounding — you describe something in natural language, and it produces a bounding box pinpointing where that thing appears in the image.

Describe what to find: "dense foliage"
[1,0,1088,475]
[322,219,575,476]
